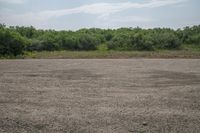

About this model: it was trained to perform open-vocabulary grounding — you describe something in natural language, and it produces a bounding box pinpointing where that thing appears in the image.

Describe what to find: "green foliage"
[26,39,43,51]
[59,36,77,50]
[27,32,59,51]
[97,44,108,51]
[0,24,200,57]
[151,32,181,49]
[130,33,154,51]
[0,29,28,56]
[108,34,132,50]
[11,26,36,38]
[187,34,200,45]
[180,25,200,45]
[76,34,101,50]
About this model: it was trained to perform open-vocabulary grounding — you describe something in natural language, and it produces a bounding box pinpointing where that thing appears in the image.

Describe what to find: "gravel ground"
[0,59,200,133]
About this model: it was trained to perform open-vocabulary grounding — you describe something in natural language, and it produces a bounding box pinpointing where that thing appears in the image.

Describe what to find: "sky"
[0,0,200,30]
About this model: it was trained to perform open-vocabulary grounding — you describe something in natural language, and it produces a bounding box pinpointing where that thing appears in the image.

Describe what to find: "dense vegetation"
[0,24,200,56]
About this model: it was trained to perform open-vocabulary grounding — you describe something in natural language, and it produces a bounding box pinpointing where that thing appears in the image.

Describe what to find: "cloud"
[105,16,154,23]
[94,15,155,29]
[0,0,26,4]
[0,11,47,28]
[0,0,188,29]
[39,0,187,18]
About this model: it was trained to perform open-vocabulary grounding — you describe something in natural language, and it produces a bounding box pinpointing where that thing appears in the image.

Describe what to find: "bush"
[26,39,43,51]
[152,32,181,49]
[59,37,77,50]
[0,30,27,56]
[187,34,200,45]
[1,24,200,55]
[130,33,155,51]
[97,44,108,51]
[77,34,100,50]
[108,34,132,50]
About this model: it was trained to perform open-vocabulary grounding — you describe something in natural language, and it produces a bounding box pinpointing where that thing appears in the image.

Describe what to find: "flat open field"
[0,59,200,133]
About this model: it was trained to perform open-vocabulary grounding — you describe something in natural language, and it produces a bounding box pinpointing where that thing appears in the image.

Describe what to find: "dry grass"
[23,50,200,59]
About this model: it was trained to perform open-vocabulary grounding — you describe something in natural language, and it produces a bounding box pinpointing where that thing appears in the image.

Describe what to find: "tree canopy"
[0,24,200,56]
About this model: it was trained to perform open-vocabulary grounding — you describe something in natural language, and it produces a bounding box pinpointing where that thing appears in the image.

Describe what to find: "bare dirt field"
[0,59,200,133]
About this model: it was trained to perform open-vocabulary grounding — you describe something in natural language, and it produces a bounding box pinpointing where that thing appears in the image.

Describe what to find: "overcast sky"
[0,0,199,30]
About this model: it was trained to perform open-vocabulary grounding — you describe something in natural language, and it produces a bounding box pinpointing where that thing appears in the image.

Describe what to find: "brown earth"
[0,59,200,133]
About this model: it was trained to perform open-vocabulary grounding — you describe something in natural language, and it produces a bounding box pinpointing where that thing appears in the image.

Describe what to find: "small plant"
[97,44,108,51]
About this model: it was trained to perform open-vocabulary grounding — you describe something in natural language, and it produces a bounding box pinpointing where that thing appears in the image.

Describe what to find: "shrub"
[152,32,181,49]
[77,34,100,50]
[129,33,155,51]
[0,30,27,56]
[108,34,132,50]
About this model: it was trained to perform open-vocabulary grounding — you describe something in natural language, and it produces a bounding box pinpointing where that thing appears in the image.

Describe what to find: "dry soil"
[0,59,200,133]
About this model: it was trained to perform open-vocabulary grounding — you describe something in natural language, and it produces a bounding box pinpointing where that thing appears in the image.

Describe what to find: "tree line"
[0,23,200,56]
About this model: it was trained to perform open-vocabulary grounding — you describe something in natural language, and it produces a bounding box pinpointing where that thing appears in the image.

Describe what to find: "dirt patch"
[0,59,200,133]
[146,70,200,87]
[2,69,102,80]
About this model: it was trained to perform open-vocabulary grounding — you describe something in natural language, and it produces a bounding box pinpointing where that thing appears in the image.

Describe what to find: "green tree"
[0,29,28,56]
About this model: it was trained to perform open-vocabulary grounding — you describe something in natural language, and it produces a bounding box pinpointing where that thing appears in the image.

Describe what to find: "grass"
[22,50,200,59]
[1,44,200,59]
[182,44,200,52]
